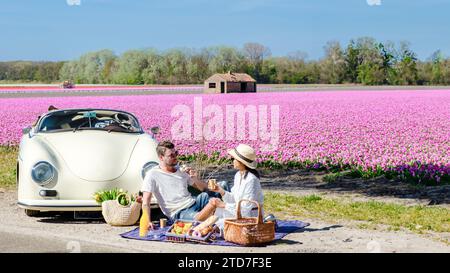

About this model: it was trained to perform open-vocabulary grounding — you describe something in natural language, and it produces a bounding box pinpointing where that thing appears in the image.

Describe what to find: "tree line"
[1,37,450,85]
[0,61,64,83]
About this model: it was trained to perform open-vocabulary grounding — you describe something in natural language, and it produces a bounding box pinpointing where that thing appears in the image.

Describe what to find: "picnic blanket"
[120,220,310,247]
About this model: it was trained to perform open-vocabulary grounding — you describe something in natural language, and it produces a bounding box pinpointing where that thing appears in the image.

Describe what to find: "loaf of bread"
[200,226,213,236]
[193,215,218,235]
[192,226,214,238]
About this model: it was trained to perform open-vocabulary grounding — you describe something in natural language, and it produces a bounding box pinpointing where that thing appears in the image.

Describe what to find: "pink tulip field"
[0,90,449,184]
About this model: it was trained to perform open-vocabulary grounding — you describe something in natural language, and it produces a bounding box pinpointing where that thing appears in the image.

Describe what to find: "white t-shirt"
[141,166,196,219]
[214,171,264,228]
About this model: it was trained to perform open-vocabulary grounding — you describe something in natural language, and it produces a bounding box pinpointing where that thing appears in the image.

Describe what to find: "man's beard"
[167,161,178,167]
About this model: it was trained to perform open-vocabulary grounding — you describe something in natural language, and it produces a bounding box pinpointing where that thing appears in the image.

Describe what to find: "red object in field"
[60,80,75,89]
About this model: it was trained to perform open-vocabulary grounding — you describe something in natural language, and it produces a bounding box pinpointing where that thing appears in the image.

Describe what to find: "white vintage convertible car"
[17,108,160,216]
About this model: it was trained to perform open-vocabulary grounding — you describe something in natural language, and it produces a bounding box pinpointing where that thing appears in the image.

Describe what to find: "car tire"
[25,209,41,217]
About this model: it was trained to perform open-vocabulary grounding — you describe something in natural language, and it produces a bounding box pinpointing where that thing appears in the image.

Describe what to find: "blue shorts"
[174,181,230,220]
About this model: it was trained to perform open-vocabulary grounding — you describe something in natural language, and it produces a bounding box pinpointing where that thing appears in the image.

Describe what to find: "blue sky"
[1,0,449,61]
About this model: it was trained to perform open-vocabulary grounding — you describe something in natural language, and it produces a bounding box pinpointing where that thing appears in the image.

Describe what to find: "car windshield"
[37,110,142,133]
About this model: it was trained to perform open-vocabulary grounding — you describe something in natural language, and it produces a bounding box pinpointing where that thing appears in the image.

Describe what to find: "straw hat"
[227,144,257,169]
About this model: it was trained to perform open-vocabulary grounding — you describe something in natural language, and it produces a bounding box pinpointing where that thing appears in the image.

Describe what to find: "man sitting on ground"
[141,141,225,230]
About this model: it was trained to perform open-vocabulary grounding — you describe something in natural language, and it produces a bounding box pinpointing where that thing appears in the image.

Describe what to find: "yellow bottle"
[139,209,150,237]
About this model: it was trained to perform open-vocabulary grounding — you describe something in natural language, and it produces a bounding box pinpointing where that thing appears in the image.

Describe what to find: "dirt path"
[2,85,449,98]
[1,190,448,253]
[213,167,450,208]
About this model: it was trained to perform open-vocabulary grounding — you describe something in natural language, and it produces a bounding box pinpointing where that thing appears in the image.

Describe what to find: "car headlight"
[31,162,55,185]
[142,161,158,179]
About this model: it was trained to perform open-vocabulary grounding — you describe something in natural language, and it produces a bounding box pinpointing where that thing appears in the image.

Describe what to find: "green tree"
[260,58,278,83]
[344,40,361,83]
[141,49,164,84]
[353,37,386,85]
[242,42,271,81]
[320,41,346,84]
[164,49,189,84]
[394,42,418,85]
[111,50,147,84]
[35,62,65,83]
[378,41,397,84]
[208,46,244,74]
[186,48,212,84]
[430,50,445,84]
[59,49,116,83]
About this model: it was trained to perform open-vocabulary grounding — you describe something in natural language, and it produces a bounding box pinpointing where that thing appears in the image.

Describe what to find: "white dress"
[214,171,264,230]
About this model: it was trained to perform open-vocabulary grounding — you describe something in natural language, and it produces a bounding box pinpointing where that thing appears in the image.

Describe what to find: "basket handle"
[117,192,131,207]
[236,199,263,224]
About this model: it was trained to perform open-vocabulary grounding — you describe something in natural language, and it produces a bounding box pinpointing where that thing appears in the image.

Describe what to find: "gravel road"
[2,85,449,98]
[1,190,448,253]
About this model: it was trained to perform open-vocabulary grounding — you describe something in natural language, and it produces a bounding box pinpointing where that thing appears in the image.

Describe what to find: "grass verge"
[0,146,18,189]
[265,192,450,234]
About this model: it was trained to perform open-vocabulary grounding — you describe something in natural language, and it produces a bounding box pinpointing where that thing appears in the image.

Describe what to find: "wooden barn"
[204,72,256,94]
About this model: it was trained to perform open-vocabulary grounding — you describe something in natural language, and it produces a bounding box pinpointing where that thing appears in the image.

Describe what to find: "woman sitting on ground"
[194,144,264,231]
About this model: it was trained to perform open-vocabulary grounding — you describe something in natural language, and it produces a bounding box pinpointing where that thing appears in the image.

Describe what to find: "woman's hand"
[209,198,225,208]
[210,184,225,197]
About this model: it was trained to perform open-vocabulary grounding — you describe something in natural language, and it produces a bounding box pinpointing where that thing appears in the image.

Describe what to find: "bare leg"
[194,200,216,221]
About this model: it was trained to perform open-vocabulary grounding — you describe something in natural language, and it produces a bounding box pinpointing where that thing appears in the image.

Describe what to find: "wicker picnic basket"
[223,199,275,246]
[101,193,141,226]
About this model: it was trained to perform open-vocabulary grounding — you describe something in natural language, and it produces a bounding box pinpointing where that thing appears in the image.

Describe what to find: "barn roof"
[206,72,256,82]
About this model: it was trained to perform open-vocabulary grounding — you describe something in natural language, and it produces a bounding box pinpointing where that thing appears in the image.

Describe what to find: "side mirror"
[22,126,32,135]
[150,126,160,135]
[150,126,160,138]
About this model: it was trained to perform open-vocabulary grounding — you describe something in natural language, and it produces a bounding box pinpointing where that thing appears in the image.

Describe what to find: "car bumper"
[17,199,158,211]
[18,199,102,211]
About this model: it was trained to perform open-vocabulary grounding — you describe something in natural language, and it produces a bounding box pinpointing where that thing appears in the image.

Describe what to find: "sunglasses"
[165,150,179,158]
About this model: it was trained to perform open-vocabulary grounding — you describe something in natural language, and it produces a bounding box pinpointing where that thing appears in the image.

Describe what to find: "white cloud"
[367,0,382,6]
[67,0,81,6]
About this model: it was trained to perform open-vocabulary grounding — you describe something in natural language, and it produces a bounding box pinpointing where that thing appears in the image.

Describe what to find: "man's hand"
[185,168,208,191]
[148,221,155,230]
[142,192,154,230]
[187,168,198,179]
